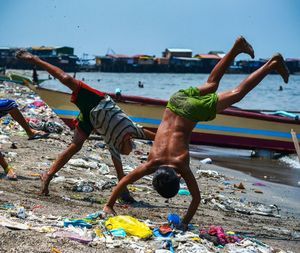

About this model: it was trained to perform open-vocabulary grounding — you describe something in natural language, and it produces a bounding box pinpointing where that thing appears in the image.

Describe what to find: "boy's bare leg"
[216,53,289,112]
[0,152,17,179]
[9,107,46,139]
[16,50,79,92]
[40,128,87,195]
[198,36,255,95]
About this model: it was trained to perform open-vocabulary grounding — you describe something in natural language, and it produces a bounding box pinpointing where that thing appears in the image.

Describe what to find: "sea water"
[40,72,300,111]
[38,72,300,187]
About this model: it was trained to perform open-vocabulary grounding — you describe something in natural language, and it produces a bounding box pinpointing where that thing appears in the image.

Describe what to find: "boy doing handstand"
[103,36,289,229]
[16,50,155,202]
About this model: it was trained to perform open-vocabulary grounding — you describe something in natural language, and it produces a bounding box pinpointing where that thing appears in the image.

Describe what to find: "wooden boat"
[17,79,300,155]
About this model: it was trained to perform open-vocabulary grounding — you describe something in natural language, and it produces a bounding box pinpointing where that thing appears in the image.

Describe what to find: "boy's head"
[152,166,180,198]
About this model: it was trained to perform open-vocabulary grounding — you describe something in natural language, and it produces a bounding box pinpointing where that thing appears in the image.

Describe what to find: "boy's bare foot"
[28,130,50,140]
[16,49,37,64]
[103,205,117,216]
[39,173,50,196]
[4,166,17,180]
[235,36,255,59]
[272,53,289,83]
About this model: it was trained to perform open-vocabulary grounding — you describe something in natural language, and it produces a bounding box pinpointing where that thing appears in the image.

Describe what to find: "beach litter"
[200,158,212,164]
[209,194,281,217]
[0,81,298,252]
[105,215,153,239]
[0,200,296,252]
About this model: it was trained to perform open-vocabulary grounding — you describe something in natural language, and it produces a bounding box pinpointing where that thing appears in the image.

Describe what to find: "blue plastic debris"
[64,219,92,229]
[178,189,191,195]
[167,213,181,225]
[109,228,127,237]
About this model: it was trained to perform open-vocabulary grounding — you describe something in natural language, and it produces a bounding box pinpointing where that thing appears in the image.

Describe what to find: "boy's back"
[149,108,195,173]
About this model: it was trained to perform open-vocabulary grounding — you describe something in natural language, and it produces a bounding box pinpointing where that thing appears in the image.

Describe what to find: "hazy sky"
[1,0,299,59]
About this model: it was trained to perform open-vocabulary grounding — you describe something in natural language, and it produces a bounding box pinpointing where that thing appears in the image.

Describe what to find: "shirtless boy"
[103,36,289,229]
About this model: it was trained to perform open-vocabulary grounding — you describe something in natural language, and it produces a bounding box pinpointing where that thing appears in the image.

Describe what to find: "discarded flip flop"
[3,165,17,180]
[28,132,50,140]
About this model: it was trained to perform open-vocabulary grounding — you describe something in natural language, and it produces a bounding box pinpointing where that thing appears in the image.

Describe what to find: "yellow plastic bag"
[105,215,152,239]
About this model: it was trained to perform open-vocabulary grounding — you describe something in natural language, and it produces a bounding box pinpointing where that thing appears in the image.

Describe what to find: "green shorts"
[166,87,218,122]
[71,81,105,135]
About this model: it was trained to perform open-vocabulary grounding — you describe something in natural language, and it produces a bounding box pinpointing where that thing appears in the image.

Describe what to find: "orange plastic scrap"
[30,173,40,177]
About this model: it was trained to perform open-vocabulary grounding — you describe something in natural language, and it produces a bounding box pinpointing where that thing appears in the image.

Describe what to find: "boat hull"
[32,86,300,153]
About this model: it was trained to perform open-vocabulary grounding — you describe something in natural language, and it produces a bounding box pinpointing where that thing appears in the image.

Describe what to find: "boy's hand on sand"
[103,205,117,217]
[16,49,37,64]
[38,173,50,196]
[175,222,188,232]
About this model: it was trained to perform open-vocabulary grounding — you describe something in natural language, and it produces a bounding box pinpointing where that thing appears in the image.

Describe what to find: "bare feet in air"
[235,36,255,59]
[272,53,289,83]
[39,173,50,196]
[16,49,37,64]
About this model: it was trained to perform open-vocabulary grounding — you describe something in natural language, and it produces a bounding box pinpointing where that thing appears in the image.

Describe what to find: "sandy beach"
[0,82,299,253]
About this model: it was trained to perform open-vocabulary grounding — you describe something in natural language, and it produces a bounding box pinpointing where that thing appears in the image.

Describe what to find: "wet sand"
[190,145,300,188]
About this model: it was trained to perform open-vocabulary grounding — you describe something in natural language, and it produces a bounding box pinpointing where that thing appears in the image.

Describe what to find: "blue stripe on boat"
[52,111,300,139]
[53,109,80,117]
[130,117,300,139]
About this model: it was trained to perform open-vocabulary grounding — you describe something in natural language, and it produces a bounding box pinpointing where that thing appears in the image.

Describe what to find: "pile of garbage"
[0,81,66,138]
[0,203,296,253]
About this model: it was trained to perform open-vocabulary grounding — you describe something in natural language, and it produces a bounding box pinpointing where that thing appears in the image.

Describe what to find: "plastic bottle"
[200,158,212,164]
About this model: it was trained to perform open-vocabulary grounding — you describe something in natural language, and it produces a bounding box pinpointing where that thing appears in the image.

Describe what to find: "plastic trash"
[86,211,105,220]
[153,228,174,238]
[0,216,30,230]
[157,240,175,253]
[98,163,110,175]
[252,182,266,186]
[196,169,219,178]
[167,213,181,225]
[31,101,45,107]
[17,207,27,219]
[0,203,15,209]
[44,121,64,133]
[200,158,212,164]
[105,215,152,239]
[178,189,191,196]
[52,230,92,244]
[64,219,92,229]
[73,180,95,192]
[109,228,127,237]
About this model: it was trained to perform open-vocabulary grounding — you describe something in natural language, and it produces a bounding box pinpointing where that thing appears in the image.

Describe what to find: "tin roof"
[107,54,131,59]
[165,48,192,53]
[194,54,221,59]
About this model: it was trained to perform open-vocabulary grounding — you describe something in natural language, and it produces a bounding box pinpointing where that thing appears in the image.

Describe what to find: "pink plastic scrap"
[200,225,241,246]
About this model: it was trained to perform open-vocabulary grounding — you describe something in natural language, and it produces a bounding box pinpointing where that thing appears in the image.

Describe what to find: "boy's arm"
[104,162,155,214]
[180,168,201,227]
[110,153,125,181]
[143,128,156,140]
